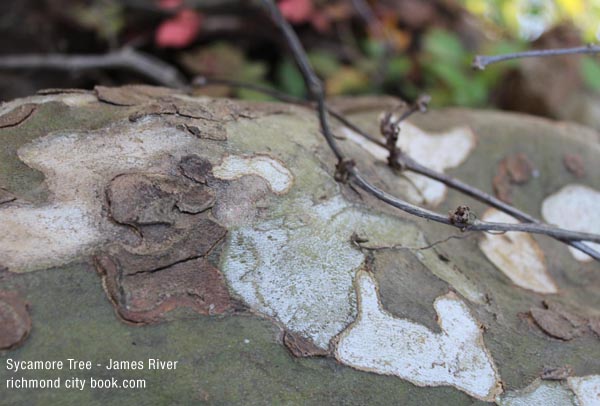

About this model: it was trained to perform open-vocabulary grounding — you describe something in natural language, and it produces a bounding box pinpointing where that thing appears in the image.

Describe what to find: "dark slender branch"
[400,156,600,260]
[0,48,188,89]
[473,45,600,70]
[194,75,600,260]
[258,0,600,255]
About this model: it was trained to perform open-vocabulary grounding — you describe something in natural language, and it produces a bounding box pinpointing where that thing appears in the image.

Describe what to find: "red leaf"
[155,9,202,48]
[157,0,183,10]
[278,0,314,24]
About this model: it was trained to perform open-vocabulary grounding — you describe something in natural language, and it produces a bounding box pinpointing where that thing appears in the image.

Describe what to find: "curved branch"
[193,76,600,260]
[0,48,188,89]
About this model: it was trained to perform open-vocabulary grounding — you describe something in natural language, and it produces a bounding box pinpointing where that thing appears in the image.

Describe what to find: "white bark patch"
[568,375,600,406]
[0,121,204,272]
[0,94,96,116]
[221,196,426,349]
[342,122,475,206]
[334,271,501,401]
[213,155,293,194]
[479,209,557,294]
[0,205,99,271]
[541,184,600,263]
[497,379,576,406]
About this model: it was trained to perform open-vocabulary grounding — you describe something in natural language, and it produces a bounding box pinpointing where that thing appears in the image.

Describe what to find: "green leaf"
[423,29,466,66]
[362,38,386,58]
[308,51,340,78]
[386,57,411,82]
[277,58,306,98]
[581,56,600,92]
[236,81,277,101]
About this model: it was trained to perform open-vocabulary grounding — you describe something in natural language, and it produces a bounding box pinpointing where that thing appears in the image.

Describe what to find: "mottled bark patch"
[493,153,534,203]
[0,291,31,350]
[0,103,36,129]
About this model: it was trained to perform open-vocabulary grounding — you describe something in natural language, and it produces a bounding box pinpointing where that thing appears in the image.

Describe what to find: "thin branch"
[473,45,600,70]
[352,231,474,251]
[193,76,600,260]
[258,0,600,258]
[0,47,188,89]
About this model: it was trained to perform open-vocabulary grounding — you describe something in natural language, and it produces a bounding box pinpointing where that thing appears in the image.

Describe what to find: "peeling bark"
[0,90,599,405]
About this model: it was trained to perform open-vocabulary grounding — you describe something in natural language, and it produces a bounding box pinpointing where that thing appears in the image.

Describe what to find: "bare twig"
[193,76,600,260]
[381,95,430,168]
[473,45,600,70]
[353,232,474,251]
[0,47,188,89]
[259,0,600,257]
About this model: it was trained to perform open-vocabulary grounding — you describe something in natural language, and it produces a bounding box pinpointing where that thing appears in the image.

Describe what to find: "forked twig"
[193,76,600,260]
[258,0,600,259]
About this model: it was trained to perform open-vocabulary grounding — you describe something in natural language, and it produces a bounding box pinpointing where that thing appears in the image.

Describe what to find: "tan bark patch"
[563,153,586,178]
[479,209,556,294]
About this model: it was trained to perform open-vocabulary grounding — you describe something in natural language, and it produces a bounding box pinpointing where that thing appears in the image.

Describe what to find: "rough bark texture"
[0,88,599,405]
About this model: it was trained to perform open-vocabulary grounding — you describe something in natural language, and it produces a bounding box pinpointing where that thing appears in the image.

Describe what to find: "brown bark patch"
[97,160,232,324]
[128,102,177,122]
[0,103,36,129]
[107,173,215,228]
[0,291,31,350]
[283,331,328,358]
[95,255,231,324]
[94,219,229,324]
[530,302,589,341]
[541,365,573,380]
[562,153,586,178]
[179,155,213,184]
[171,117,227,141]
[94,85,179,106]
[493,153,534,203]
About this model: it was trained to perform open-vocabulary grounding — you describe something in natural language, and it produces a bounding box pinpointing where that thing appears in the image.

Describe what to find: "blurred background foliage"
[2,0,600,127]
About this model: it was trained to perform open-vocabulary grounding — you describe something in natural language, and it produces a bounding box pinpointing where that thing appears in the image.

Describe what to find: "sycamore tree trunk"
[0,86,599,405]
